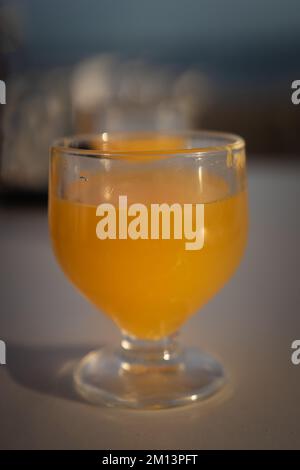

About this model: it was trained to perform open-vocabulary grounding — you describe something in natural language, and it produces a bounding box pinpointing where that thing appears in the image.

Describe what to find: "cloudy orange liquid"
[49,160,247,339]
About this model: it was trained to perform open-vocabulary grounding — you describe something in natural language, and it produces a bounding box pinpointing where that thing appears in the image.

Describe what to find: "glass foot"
[74,334,225,409]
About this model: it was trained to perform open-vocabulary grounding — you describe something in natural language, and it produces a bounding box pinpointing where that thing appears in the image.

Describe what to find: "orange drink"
[49,169,247,339]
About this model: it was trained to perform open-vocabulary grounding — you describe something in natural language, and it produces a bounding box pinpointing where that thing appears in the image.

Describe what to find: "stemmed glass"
[49,131,248,409]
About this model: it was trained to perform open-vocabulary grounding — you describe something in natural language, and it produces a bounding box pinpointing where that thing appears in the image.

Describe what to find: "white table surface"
[0,162,300,450]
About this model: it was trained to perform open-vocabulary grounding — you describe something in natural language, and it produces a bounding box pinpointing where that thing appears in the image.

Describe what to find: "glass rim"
[51,130,245,160]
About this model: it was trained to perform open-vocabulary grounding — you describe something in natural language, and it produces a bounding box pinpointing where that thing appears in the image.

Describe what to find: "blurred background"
[0,0,299,195]
[0,1,300,450]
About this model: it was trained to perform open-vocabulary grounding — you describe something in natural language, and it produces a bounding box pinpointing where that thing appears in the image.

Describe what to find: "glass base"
[74,334,225,409]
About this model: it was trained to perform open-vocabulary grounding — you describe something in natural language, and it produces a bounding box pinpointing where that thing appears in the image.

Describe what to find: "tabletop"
[0,161,300,450]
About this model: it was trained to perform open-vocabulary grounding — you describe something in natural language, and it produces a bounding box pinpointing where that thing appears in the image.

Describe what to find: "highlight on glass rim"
[1,0,300,457]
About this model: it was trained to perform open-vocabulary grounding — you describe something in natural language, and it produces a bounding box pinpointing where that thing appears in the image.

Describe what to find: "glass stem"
[119,331,182,368]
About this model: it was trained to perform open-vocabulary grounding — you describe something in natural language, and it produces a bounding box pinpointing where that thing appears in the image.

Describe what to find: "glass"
[49,131,248,409]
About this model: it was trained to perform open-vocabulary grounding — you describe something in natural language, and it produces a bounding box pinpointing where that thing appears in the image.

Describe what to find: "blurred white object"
[71,55,212,133]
